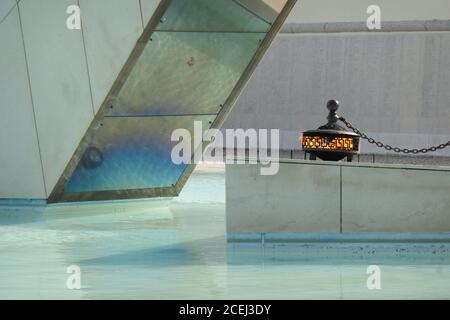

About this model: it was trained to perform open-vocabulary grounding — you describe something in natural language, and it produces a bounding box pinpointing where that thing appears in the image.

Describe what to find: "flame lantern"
[301,100,360,162]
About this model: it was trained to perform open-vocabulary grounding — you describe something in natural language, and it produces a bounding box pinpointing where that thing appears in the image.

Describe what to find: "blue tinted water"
[0,167,450,299]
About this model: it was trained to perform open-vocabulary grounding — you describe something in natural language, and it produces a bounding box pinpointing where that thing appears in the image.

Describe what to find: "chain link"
[339,117,450,154]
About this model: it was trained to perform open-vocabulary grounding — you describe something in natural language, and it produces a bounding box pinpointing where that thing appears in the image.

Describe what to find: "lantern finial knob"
[325,99,340,126]
[327,99,339,113]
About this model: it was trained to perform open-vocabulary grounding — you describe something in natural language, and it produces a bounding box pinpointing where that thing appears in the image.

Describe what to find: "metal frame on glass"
[48,0,297,203]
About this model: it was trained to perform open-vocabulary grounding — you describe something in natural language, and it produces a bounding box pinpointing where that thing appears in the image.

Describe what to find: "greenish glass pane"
[156,0,270,32]
[108,31,263,116]
[50,0,296,202]
[64,116,213,193]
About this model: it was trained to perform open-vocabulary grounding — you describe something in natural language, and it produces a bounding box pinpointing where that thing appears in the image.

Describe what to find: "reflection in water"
[1,169,450,299]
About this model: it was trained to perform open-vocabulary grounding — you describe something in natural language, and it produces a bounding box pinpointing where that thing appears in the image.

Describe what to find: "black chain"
[339,117,450,154]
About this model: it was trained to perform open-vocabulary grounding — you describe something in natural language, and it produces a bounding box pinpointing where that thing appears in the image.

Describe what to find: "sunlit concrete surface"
[1,164,450,299]
[227,161,450,233]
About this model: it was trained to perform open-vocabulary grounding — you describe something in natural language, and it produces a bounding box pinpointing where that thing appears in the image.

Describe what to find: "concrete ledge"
[226,161,341,233]
[342,165,450,232]
[0,199,47,207]
[281,20,450,33]
[226,160,450,237]
[228,232,450,243]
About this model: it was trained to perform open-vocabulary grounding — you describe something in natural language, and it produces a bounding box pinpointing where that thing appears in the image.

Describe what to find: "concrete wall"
[0,4,46,199]
[224,29,450,154]
[226,161,450,235]
[287,0,450,23]
[0,0,160,200]
[342,165,450,232]
[226,162,341,233]
[224,1,450,156]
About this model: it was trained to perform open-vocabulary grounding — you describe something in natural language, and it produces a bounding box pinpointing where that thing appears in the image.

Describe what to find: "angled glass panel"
[49,0,295,202]
[108,32,263,117]
[155,0,270,32]
[64,116,213,194]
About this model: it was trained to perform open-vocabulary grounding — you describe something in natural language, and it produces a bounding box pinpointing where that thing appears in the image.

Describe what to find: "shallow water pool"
[0,167,449,299]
